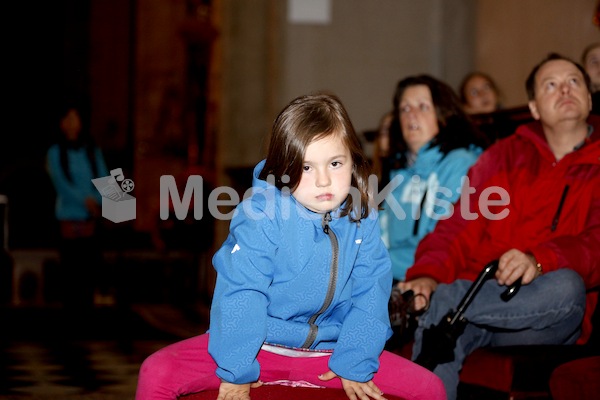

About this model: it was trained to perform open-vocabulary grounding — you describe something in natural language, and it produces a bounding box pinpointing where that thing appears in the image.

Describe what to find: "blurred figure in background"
[459,72,502,115]
[582,42,600,115]
[381,75,488,349]
[370,111,393,186]
[46,102,109,308]
[380,75,487,285]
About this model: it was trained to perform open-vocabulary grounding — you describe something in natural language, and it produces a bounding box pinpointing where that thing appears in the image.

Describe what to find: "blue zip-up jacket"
[379,143,480,281]
[47,144,108,221]
[208,160,393,384]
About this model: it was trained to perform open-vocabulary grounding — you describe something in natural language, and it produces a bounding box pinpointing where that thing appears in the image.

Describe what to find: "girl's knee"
[427,373,447,400]
[139,348,178,386]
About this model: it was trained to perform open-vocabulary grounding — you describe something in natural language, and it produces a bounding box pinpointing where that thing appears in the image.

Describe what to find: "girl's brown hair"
[259,92,371,221]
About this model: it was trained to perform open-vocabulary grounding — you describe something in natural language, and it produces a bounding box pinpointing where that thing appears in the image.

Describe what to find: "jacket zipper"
[413,188,428,236]
[301,211,339,348]
[551,185,570,232]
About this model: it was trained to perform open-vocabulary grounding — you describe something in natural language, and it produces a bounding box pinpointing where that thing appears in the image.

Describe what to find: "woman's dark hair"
[525,53,592,100]
[386,74,488,171]
[258,92,372,221]
[57,101,99,182]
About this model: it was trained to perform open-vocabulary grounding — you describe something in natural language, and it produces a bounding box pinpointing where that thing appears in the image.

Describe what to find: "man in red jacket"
[398,53,600,400]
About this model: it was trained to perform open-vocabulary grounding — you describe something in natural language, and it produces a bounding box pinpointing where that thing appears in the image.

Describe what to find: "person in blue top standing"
[46,102,109,308]
[380,75,487,284]
[136,93,445,400]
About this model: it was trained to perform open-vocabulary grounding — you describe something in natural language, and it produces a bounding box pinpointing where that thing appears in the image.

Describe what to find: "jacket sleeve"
[406,146,503,283]
[208,202,276,384]
[328,215,393,382]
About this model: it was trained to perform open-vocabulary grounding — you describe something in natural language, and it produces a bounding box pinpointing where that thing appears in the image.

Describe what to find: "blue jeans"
[411,269,586,400]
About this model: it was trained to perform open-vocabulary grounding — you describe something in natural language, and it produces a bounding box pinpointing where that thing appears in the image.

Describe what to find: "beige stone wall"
[219,0,477,169]
[473,0,599,108]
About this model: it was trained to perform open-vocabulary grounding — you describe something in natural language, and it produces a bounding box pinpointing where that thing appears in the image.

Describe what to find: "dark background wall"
[4,1,91,248]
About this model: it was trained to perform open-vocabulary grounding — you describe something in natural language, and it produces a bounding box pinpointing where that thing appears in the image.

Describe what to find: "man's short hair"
[525,53,592,100]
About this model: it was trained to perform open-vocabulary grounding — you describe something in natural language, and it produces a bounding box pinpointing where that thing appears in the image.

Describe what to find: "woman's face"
[463,75,498,114]
[584,46,600,92]
[60,109,82,141]
[399,84,439,154]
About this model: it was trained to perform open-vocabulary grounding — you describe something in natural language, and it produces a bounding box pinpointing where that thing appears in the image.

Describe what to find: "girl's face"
[463,75,498,114]
[399,84,439,154]
[292,133,353,214]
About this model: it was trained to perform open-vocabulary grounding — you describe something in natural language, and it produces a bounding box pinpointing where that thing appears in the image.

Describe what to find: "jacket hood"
[514,115,600,166]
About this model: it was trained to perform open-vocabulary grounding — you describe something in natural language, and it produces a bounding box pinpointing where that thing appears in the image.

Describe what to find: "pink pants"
[135,334,446,400]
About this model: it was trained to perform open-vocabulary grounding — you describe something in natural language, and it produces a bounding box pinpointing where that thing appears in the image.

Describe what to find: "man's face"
[528,59,592,126]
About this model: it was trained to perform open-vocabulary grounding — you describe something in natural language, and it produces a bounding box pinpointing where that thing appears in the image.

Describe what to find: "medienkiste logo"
[93,172,512,223]
[92,168,136,223]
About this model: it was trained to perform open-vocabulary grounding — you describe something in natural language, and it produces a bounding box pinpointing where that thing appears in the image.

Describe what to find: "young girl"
[135,93,445,400]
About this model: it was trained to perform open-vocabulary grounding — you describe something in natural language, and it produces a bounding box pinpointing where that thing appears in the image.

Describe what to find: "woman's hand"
[217,380,263,400]
[85,196,101,217]
[497,249,541,286]
[318,370,386,400]
[397,277,438,311]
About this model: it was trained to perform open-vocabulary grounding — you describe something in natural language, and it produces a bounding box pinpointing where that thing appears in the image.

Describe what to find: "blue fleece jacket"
[47,144,108,221]
[208,160,393,384]
[379,143,480,281]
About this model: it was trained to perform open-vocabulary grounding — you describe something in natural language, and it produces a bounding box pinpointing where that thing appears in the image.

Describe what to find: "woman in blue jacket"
[136,93,445,400]
[380,75,487,284]
[46,103,109,307]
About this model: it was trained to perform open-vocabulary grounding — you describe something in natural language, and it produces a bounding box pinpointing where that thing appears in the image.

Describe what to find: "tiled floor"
[0,304,209,399]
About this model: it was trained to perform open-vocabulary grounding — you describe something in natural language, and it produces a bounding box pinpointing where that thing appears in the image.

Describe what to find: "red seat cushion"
[179,385,407,400]
[459,347,515,393]
[459,344,597,397]
[549,356,600,400]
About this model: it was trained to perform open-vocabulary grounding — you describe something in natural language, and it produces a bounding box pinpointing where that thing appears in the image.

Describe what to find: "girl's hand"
[217,380,263,400]
[318,370,387,400]
[397,277,437,311]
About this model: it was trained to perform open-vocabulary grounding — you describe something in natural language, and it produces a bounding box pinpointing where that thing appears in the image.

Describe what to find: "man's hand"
[397,277,438,311]
[217,380,263,400]
[497,249,541,286]
[318,370,386,400]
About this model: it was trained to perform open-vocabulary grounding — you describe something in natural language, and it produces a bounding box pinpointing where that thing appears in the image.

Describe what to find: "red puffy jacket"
[407,115,600,343]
